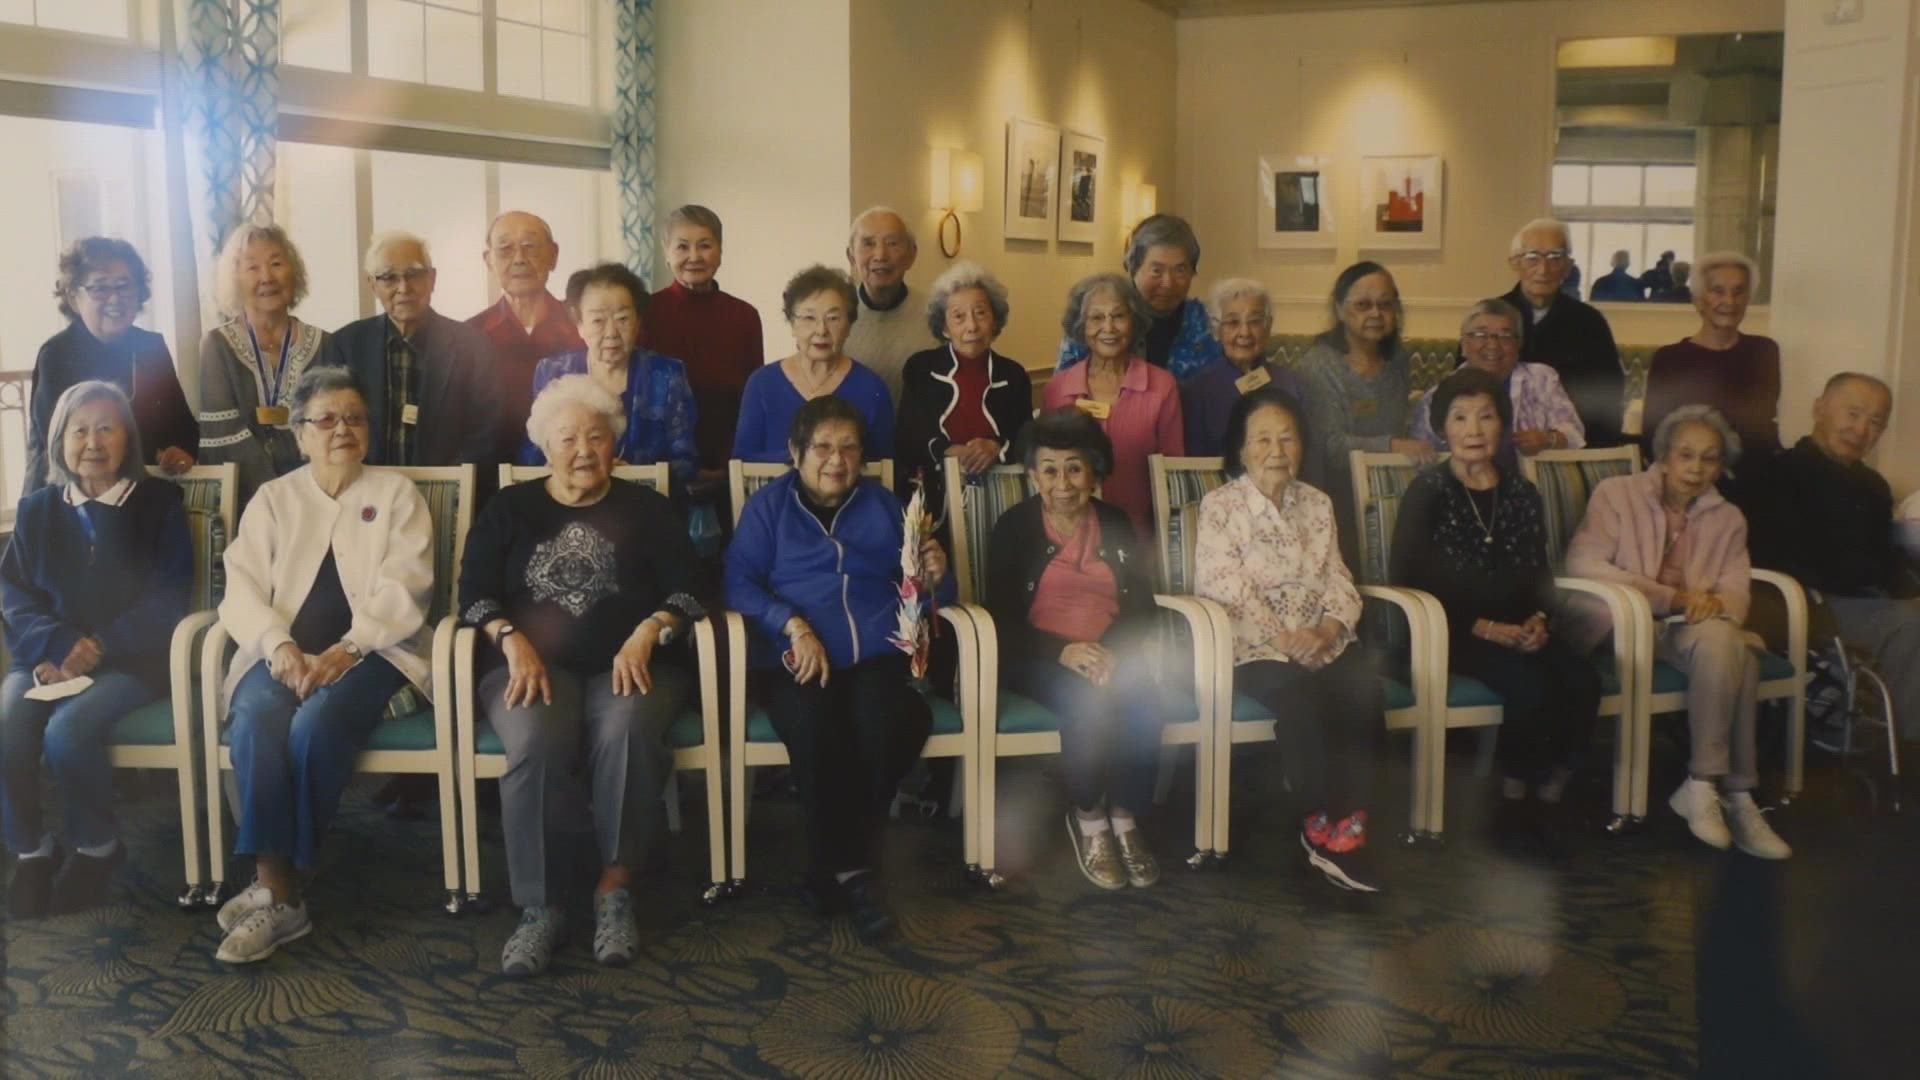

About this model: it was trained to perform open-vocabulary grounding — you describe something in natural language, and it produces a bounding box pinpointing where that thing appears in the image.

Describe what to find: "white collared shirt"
[63,477,136,507]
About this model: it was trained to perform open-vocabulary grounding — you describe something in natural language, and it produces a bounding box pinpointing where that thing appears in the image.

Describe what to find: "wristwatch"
[646,615,677,646]
[493,622,518,646]
[339,639,363,661]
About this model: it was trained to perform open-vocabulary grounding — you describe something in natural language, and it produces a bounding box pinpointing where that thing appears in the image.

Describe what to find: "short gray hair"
[1124,214,1200,275]
[287,366,366,426]
[363,230,433,276]
[924,260,1011,341]
[43,380,146,488]
[848,205,917,253]
[1061,272,1152,356]
[215,223,310,317]
[526,373,627,450]
[665,204,724,245]
[1509,217,1571,256]
[1652,404,1742,467]
[1207,277,1272,328]
[1691,250,1759,294]
[1458,297,1525,336]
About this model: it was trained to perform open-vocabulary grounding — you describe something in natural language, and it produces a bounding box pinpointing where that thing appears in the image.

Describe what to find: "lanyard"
[245,321,293,406]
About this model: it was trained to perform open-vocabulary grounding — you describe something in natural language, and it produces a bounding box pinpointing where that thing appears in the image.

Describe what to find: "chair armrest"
[690,615,721,755]
[1749,568,1808,664]
[1554,576,1651,692]
[1358,584,1445,700]
[430,615,456,748]
[167,610,220,750]
[937,603,982,736]
[1154,593,1228,721]
[723,611,747,758]
[452,626,479,748]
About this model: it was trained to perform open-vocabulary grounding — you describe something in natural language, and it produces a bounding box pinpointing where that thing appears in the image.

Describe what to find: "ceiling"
[1146,0,1552,17]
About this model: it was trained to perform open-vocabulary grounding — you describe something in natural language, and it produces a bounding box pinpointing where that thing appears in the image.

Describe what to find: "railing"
[0,369,32,530]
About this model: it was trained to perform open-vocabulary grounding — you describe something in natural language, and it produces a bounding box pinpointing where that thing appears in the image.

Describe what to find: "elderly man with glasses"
[468,211,586,459]
[331,231,506,470]
[1499,218,1626,448]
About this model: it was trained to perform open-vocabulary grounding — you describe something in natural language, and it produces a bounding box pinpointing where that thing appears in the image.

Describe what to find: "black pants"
[1004,644,1164,815]
[1453,635,1602,784]
[1233,646,1384,816]
[758,654,932,875]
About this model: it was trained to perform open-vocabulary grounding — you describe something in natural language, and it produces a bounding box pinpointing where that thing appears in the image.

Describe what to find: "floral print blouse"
[1194,473,1362,668]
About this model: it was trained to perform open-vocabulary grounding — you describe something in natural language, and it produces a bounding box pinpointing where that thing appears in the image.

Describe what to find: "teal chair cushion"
[220,708,443,751]
[996,692,1059,734]
[1446,675,1503,708]
[1594,649,1796,698]
[746,689,960,744]
[112,700,176,747]
[473,709,707,755]
[1756,650,1796,682]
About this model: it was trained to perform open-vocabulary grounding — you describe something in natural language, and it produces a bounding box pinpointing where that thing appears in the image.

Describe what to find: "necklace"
[1466,485,1498,545]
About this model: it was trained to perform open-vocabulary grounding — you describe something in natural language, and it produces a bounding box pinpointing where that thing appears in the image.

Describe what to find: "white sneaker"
[1669,779,1731,850]
[1724,793,1792,860]
[216,901,312,964]
[216,880,274,932]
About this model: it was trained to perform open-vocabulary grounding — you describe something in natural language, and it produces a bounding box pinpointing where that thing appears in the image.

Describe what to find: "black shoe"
[798,872,846,918]
[8,851,62,920]
[51,842,126,914]
[840,872,895,940]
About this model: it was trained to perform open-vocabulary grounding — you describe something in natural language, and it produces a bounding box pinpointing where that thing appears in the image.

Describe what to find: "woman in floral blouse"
[1193,387,1384,893]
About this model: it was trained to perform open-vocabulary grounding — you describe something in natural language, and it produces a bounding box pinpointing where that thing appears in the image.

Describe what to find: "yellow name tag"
[1350,398,1379,419]
[255,405,290,426]
[1074,397,1112,421]
[1234,367,1272,394]
[402,403,420,426]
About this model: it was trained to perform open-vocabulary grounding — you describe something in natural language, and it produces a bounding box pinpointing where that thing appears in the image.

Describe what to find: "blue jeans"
[228,655,406,870]
[0,668,159,852]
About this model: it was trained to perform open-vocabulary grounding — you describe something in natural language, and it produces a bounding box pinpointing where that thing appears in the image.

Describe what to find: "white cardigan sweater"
[218,465,435,700]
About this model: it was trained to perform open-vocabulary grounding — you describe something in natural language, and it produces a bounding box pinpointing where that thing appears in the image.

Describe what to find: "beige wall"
[848,0,1179,373]
[1174,0,1783,345]
[654,0,853,361]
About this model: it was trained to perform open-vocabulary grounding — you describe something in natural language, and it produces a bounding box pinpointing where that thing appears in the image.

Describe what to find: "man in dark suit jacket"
[1501,218,1627,447]
[331,231,506,470]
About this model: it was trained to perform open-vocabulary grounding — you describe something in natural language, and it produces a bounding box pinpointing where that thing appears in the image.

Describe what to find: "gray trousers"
[479,663,693,909]
[1657,619,1759,791]
[1824,595,1920,740]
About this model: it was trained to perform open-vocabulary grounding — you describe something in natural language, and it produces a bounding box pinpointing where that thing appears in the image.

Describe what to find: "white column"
[1770,0,1920,493]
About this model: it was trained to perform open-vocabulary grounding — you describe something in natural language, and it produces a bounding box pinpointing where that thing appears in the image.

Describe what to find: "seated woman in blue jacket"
[2,380,191,919]
[723,396,951,939]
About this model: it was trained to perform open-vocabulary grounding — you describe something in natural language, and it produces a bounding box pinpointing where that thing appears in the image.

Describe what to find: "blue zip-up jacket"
[724,471,954,670]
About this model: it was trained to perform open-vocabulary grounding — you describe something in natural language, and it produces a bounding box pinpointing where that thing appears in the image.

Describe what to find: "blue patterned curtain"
[613,0,657,285]
[169,0,278,297]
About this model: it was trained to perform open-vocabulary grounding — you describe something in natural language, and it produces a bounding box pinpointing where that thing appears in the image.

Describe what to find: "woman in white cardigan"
[211,366,433,963]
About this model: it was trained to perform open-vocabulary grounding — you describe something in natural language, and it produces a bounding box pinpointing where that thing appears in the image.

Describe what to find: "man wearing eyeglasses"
[468,211,587,459]
[330,231,504,471]
[1500,218,1627,448]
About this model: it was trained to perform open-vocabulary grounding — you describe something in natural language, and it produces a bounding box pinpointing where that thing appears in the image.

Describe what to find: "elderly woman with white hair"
[1641,251,1781,474]
[197,223,342,506]
[1182,277,1307,457]
[1057,214,1222,381]
[895,260,1032,507]
[1499,217,1625,447]
[1566,405,1789,859]
[458,374,703,977]
[2,381,191,919]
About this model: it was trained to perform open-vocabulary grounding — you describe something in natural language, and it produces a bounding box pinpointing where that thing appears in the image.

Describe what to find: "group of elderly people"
[11,201,1914,974]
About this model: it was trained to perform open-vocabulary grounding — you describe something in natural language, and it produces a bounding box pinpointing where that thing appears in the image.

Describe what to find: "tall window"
[1553,161,1698,296]
[0,0,131,38]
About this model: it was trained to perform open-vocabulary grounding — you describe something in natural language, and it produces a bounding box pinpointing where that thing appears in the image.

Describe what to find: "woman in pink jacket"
[1565,405,1790,859]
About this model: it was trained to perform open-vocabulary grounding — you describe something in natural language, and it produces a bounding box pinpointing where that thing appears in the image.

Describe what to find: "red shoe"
[1301,811,1380,893]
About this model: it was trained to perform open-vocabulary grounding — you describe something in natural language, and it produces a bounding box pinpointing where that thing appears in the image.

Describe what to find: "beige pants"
[1657,618,1759,791]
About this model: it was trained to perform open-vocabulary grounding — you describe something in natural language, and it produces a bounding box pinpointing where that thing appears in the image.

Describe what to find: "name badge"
[255,405,290,426]
[1234,367,1272,394]
[1074,397,1112,421]
[402,403,420,426]
[1350,398,1379,419]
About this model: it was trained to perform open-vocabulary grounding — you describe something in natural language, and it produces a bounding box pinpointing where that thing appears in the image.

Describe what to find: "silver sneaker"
[216,879,275,932]
[1669,779,1731,850]
[1725,795,1792,860]
[215,902,312,964]
[1114,828,1161,888]
[502,906,566,978]
[1065,814,1126,890]
[593,889,639,967]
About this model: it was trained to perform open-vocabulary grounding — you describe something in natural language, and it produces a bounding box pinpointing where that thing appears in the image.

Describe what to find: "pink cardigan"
[1565,466,1751,624]
[1043,356,1184,537]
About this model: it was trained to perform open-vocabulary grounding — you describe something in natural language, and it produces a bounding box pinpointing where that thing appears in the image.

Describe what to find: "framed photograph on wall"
[1005,117,1059,242]
[1057,130,1105,244]
[1359,154,1444,250]
[1256,153,1335,249]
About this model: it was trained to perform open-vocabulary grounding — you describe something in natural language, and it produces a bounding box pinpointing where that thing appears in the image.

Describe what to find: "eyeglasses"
[1516,250,1570,267]
[371,267,433,287]
[1464,330,1520,344]
[80,282,139,301]
[298,412,368,431]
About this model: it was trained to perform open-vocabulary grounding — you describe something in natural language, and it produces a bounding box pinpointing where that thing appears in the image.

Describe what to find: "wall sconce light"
[1123,181,1159,235]
[931,147,984,257]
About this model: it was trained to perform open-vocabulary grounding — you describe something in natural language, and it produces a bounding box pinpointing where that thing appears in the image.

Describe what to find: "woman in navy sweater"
[724,397,950,939]
[2,381,191,918]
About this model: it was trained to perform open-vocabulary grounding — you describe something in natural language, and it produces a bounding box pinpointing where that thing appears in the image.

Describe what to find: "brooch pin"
[361,505,377,523]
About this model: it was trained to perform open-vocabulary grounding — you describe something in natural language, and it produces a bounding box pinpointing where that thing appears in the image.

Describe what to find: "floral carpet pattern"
[2,748,1909,1078]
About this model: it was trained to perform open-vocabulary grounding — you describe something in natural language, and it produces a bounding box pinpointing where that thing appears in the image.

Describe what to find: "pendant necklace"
[1467,486,1498,545]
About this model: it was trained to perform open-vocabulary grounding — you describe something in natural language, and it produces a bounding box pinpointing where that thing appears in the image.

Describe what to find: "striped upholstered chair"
[1148,454,1446,847]
[448,463,727,908]
[201,465,472,911]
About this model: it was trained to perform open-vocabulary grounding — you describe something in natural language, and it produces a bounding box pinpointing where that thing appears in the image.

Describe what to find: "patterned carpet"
[2,739,1915,1079]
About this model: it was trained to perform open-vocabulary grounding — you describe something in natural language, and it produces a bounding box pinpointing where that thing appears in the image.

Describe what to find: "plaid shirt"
[385,322,421,465]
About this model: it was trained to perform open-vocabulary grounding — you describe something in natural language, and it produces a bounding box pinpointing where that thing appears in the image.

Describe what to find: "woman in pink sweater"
[1565,405,1789,859]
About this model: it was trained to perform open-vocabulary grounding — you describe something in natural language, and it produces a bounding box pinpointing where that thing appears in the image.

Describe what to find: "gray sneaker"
[215,901,312,964]
[217,879,275,932]
[593,888,639,967]
[502,906,566,978]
